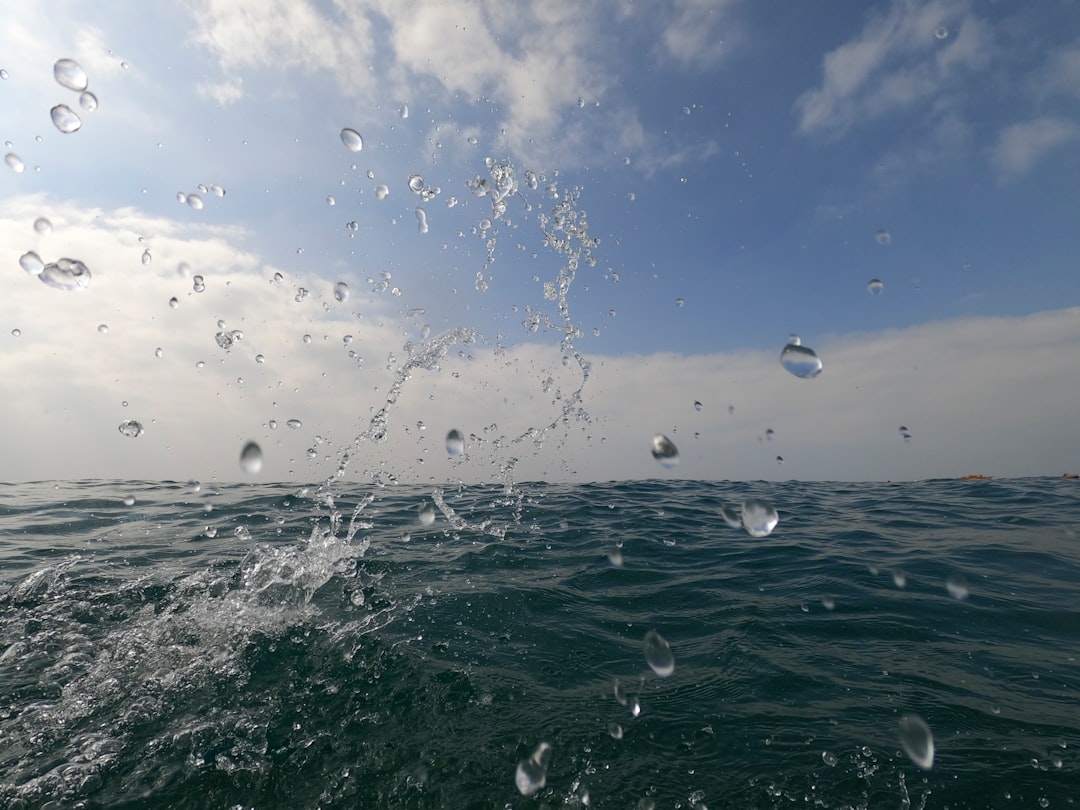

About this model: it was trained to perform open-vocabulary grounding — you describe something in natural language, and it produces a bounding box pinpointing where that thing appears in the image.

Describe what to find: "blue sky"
[1,0,1079,483]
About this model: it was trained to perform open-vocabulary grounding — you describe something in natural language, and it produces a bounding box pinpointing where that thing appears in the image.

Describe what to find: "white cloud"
[993,116,1079,176]
[197,76,243,105]
[659,0,741,69]
[794,0,991,137]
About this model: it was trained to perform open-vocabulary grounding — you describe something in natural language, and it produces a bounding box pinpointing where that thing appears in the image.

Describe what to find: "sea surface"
[0,478,1078,809]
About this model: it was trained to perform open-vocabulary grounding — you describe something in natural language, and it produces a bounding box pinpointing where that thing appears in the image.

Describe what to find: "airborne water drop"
[239,441,263,474]
[650,434,679,468]
[445,429,465,456]
[643,630,675,677]
[340,128,363,152]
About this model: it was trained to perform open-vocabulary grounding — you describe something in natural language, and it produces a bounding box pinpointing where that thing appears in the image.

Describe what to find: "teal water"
[1,479,1078,808]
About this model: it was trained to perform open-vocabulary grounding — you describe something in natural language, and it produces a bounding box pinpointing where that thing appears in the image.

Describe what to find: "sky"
[1,0,1079,484]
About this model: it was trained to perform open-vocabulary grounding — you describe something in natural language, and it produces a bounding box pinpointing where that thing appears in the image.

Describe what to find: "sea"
[1,477,1077,809]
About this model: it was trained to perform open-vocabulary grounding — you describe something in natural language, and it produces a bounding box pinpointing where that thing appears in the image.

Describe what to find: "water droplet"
[408,174,425,193]
[78,91,98,112]
[650,434,680,468]
[822,751,838,767]
[946,574,969,600]
[50,104,82,134]
[780,342,823,378]
[19,251,44,275]
[141,249,151,265]
[765,428,775,440]
[399,103,409,119]
[39,257,91,291]
[345,221,358,233]
[302,334,312,344]
[577,96,586,108]
[418,502,436,526]
[899,714,934,769]
[868,278,884,296]
[4,153,24,173]
[515,742,552,796]
[118,419,144,438]
[675,298,684,307]
[53,58,88,92]
[445,429,465,456]
[168,296,179,309]
[197,183,208,194]
[776,455,784,464]
[11,328,21,337]
[375,183,389,200]
[122,495,136,507]
[286,418,302,429]
[643,630,675,677]
[33,217,52,234]
[934,25,949,39]
[787,333,801,346]
[176,192,187,204]
[120,60,129,70]
[154,347,163,358]
[608,722,624,740]
[239,441,263,474]
[210,183,225,197]
[326,195,336,207]
[340,128,363,152]
[876,229,891,245]
[333,281,349,302]
[740,499,779,537]
[187,193,204,210]
[693,401,703,412]
[0,69,8,80]
[719,504,742,529]
[97,323,108,334]
[415,207,429,234]
[899,425,912,442]
[193,275,205,293]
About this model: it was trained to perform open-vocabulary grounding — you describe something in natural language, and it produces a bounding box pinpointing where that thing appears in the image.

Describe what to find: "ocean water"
[1,478,1078,809]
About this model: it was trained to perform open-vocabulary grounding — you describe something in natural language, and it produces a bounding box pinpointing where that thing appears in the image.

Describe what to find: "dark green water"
[1,479,1078,808]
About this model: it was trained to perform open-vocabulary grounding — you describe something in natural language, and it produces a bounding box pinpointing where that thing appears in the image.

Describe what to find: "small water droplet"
[418,502,436,526]
[286,418,302,429]
[445,429,465,456]
[50,104,82,134]
[210,183,225,197]
[934,25,949,39]
[176,192,187,204]
[643,630,675,677]
[399,103,409,120]
[719,504,742,529]
[946,574,969,600]
[822,751,838,767]
[78,91,98,112]
[340,128,363,152]
[515,742,551,796]
[187,193,203,210]
[39,258,91,290]
[876,229,891,245]
[33,217,52,234]
[608,722,624,740]
[693,400,703,412]
[326,195,336,206]
[372,183,389,201]
[899,714,934,769]
[0,69,8,80]
[408,174,425,193]
[11,328,21,337]
[53,58,88,92]
[97,323,108,334]
[780,342,823,378]
[19,251,45,275]
[120,60,129,70]
[675,297,684,307]
[651,434,679,467]
[345,220,358,233]
[168,296,179,308]
[122,495,136,507]
[868,278,884,296]
[154,347,163,358]
[4,153,24,173]
[577,96,586,108]
[899,425,912,442]
[141,249,151,266]
[415,207,428,234]
[255,354,265,364]
[239,441,263,474]
[197,183,208,194]
[118,419,144,438]
[740,499,779,537]
[333,281,349,302]
[765,428,775,440]
[302,334,312,344]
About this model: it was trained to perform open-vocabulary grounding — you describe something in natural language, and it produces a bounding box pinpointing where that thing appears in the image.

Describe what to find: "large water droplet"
[340,128,363,152]
[415,207,429,234]
[239,441,263,474]
[515,742,552,796]
[445,429,465,456]
[53,58,88,92]
[719,504,742,529]
[740,499,779,537]
[333,281,349,302]
[187,193,204,210]
[418,502,436,526]
[50,104,82,134]
[650,434,679,467]
[78,91,98,112]
[4,153,24,173]
[868,278,884,296]
[899,714,934,769]
[33,217,52,234]
[643,630,675,677]
[39,258,91,290]
[19,251,45,275]
[780,342,823,378]
[118,419,144,438]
